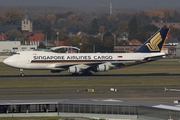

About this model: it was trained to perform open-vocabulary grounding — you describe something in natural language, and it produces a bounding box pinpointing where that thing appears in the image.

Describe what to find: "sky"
[0,0,180,9]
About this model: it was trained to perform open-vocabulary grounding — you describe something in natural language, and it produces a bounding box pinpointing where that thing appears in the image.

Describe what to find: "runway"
[0,73,180,78]
[0,86,180,102]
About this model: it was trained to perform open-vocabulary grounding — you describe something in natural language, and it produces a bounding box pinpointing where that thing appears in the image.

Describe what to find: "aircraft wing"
[46,56,160,71]
[48,60,138,72]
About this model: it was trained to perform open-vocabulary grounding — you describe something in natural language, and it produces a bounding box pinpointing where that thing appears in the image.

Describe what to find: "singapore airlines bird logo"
[146,32,162,51]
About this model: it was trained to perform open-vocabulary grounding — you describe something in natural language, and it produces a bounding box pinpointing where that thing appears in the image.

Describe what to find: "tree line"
[1,8,180,52]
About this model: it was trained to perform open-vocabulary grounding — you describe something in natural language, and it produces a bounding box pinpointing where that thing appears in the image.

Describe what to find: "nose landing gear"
[20,69,24,77]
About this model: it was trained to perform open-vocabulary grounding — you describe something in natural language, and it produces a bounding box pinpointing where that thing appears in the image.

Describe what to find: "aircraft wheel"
[20,69,24,77]
[81,72,92,76]
[72,73,79,76]
[20,73,24,77]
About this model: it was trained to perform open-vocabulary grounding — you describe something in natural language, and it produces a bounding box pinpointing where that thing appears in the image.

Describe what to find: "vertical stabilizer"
[135,27,170,53]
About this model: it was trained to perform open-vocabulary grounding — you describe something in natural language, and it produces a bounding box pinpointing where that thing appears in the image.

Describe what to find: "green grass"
[0,77,180,88]
[0,59,180,88]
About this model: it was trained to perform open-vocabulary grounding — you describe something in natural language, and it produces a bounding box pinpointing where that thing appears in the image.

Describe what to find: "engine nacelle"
[68,66,81,73]
[97,64,110,72]
[51,70,61,73]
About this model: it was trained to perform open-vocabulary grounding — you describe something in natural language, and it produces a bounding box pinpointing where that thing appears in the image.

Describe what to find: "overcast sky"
[0,0,180,9]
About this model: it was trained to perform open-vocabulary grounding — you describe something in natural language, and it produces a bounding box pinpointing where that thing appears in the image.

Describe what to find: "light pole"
[56,32,59,46]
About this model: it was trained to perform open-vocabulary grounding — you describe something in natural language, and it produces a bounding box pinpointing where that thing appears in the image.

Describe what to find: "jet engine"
[68,66,81,73]
[97,64,110,72]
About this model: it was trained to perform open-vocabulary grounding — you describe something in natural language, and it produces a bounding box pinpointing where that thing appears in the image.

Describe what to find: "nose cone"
[3,57,17,67]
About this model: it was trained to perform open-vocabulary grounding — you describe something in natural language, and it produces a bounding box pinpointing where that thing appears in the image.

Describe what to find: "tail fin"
[135,27,170,53]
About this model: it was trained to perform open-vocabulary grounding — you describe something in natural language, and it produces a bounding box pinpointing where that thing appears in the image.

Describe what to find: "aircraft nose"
[3,57,17,67]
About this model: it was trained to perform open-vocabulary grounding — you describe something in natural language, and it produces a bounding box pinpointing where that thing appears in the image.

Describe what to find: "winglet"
[135,27,170,53]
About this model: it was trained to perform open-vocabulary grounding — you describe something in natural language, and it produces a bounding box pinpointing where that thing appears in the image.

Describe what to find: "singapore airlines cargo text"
[33,55,114,60]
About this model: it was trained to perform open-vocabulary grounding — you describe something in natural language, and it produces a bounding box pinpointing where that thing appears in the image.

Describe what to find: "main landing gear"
[72,70,92,76]
[80,71,92,76]
[81,70,93,76]
[72,71,93,76]
[20,69,24,77]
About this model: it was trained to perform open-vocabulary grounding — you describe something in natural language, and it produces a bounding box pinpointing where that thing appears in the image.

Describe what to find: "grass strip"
[0,77,180,88]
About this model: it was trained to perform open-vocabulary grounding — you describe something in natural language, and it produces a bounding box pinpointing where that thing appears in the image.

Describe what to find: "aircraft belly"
[26,63,49,69]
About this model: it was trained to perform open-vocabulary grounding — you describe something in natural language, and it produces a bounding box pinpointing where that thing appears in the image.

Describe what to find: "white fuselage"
[3,51,165,71]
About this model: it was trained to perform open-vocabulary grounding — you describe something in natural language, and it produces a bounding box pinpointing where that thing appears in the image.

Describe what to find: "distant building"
[23,29,44,46]
[116,32,129,41]
[128,39,142,46]
[114,39,142,53]
[29,33,44,46]
[22,14,33,32]
[114,45,141,53]
[152,21,180,29]
[55,41,67,46]
[165,38,179,46]
[0,41,37,53]
[163,38,179,56]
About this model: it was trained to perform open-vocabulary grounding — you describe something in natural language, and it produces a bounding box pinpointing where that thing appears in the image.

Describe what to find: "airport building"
[0,41,37,53]
[0,99,180,120]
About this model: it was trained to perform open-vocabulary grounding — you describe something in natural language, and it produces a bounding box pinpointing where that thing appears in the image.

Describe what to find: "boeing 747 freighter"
[3,27,170,76]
